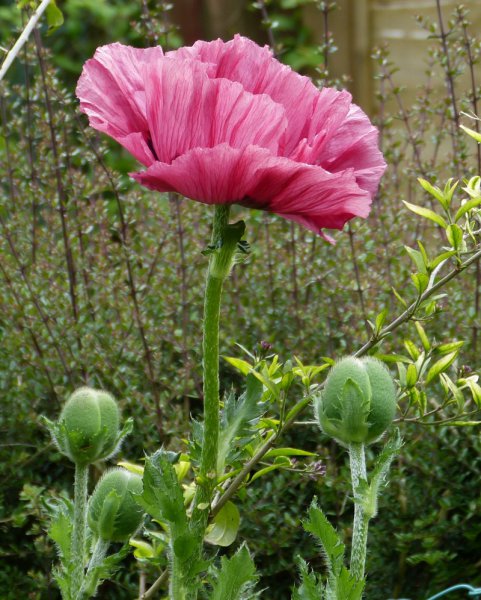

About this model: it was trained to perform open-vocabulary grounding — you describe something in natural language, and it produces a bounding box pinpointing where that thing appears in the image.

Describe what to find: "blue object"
[426,584,481,599]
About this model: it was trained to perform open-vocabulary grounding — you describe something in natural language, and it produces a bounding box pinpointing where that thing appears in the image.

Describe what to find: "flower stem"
[77,538,110,600]
[72,462,89,595]
[191,205,232,535]
[349,442,369,583]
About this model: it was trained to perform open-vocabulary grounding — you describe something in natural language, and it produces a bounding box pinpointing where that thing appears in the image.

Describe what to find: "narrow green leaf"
[439,373,465,411]
[429,250,456,270]
[434,341,464,355]
[405,363,418,388]
[461,124,481,143]
[250,463,284,483]
[417,178,447,206]
[414,322,431,351]
[411,273,429,294]
[404,340,420,360]
[264,447,316,459]
[425,351,458,384]
[454,197,481,222]
[223,356,253,376]
[403,200,448,228]
[445,224,464,250]
[375,353,411,364]
[405,246,427,274]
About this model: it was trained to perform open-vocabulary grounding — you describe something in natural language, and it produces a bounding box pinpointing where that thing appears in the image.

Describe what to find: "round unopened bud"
[316,357,397,446]
[88,468,144,542]
[60,387,120,465]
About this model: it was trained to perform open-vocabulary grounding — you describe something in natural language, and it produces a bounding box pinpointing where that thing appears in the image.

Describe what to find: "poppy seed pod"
[59,387,120,465]
[316,357,397,446]
[88,468,144,542]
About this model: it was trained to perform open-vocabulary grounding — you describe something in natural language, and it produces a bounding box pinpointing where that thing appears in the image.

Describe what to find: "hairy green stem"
[190,205,231,534]
[349,442,369,583]
[72,463,89,595]
[77,538,109,600]
[170,550,190,600]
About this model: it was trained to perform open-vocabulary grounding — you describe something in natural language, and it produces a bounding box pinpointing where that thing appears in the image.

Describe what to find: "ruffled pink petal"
[142,58,287,164]
[130,144,370,236]
[320,104,387,195]
[76,43,163,165]
[169,35,324,156]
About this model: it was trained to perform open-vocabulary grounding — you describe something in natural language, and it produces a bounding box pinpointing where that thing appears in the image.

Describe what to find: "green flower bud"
[88,468,144,542]
[58,387,120,465]
[316,357,397,446]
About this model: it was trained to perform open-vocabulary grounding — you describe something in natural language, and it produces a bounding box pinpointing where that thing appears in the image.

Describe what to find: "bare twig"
[0,0,51,82]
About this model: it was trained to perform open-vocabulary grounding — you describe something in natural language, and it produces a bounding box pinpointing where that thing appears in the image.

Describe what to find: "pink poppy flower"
[77,35,386,239]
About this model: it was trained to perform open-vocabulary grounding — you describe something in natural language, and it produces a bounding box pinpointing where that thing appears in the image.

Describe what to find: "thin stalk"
[348,442,368,582]
[348,223,369,335]
[0,0,51,82]
[72,463,89,595]
[435,0,460,177]
[77,538,110,600]
[34,30,83,363]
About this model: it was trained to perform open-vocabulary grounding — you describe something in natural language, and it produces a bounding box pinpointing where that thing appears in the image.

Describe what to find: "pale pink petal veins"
[76,43,163,165]
[169,35,385,194]
[321,104,387,195]
[131,144,370,233]
[169,35,323,156]
[142,57,287,164]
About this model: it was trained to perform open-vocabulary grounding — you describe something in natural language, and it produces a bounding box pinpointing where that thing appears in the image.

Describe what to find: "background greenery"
[1,1,481,598]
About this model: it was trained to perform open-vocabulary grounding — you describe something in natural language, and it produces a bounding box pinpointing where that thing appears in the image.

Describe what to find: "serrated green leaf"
[292,557,323,600]
[49,509,73,562]
[336,566,365,600]
[218,374,264,474]
[425,351,458,384]
[211,544,258,600]
[205,501,240,547]
[403,201,448,228]
[303,499,345,577]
